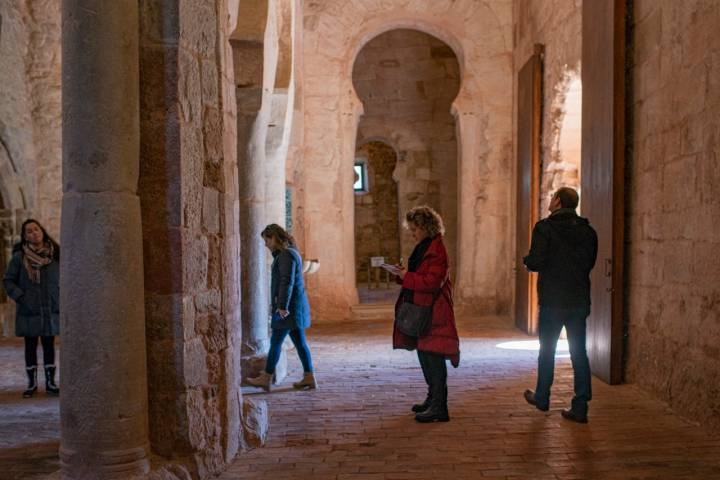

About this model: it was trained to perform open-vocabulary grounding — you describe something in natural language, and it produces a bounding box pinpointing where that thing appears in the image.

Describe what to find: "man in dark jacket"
[522,187,598,423]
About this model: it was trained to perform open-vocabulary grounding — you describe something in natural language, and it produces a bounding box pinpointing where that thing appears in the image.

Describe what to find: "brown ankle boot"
[292,372,317,390]
[246,371,272,391]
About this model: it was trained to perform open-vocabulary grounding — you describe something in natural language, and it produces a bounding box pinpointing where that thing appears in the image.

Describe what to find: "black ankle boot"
[561,408,588,423]
[415,403,450,423]
[44,365,59,396]
[23,366,37,398]
[411,394,432,413]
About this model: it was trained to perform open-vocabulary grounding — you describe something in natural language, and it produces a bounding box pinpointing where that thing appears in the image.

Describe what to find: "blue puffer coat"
[270,247,311,330]
[3,248,60,337]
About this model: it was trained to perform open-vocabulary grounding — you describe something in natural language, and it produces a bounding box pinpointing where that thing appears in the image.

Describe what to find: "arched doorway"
[350,29,461,306]
[542,67,582,216]
[549,69,582,340]
[353,139,401,303]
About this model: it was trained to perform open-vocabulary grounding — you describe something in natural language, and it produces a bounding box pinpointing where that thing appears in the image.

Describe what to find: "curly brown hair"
[261,224,296,249]
[403,206,445,237]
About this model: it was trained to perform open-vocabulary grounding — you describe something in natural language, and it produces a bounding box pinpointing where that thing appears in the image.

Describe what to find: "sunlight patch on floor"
[495,339,570,358]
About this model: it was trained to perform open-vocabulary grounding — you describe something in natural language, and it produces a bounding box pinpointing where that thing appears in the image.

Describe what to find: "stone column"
[60,1,149,478]
[232,39,286,381]
[264,91,290,227]
[237,87,270,378]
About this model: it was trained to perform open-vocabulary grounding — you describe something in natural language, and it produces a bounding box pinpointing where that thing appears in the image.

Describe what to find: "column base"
[59,445,149,479]
[241,351,288,385]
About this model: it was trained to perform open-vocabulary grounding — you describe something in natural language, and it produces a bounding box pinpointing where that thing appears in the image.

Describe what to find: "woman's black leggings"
[417,350,448,405]
[24,336,55,367]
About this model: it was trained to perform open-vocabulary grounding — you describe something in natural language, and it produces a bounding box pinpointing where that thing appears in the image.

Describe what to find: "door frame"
[514,44,544,335]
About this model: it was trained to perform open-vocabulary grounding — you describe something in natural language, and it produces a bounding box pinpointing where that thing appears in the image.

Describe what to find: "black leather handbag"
[395,287,443,338]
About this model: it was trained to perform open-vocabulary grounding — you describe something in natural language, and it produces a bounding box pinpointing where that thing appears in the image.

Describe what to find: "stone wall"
[625,0,720,432]
[25,1,61,236]
[353,29,460,269]
[298,0,514,319]
[0,0,62,238]
[0,1,33,222]
[138,0,242,476]
[354,141,401,283]
[513,0,582,218]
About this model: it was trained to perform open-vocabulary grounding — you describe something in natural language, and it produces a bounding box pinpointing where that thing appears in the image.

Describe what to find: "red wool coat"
[393,235,460,367]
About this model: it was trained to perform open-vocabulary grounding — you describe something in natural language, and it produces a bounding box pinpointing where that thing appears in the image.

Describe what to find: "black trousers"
[535,305,592,415]
[417,350,448,406]
[24,336,56,367]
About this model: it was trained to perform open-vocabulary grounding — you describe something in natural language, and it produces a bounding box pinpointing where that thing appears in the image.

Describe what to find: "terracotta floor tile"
[220,317,720,479]
[2,317,720,479]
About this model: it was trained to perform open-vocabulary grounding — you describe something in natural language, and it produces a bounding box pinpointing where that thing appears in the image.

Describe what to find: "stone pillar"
[233,39,286,381]
[60,1,149,478]
[264,91,290,227]
[238,90,270,378]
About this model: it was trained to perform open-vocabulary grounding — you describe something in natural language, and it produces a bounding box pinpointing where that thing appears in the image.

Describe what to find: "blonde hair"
[403,205,445,237]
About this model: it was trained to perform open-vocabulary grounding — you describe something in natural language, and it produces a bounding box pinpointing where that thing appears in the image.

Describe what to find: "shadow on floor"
[0,441,60,480]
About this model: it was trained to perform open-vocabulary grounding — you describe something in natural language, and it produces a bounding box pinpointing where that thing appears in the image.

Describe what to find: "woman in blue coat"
[246,224,316,391]
[3,219,60,398]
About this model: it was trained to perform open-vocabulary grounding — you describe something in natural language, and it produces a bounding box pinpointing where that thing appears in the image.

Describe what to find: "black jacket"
[523,209,598,308]
[3,249,60,337]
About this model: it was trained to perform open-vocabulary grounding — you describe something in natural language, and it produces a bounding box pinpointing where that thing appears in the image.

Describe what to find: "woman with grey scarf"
[3,219,60,398]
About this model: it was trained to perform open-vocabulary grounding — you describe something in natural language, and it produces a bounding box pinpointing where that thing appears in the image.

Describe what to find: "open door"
[581,0,626,384]
[515,44,543,335]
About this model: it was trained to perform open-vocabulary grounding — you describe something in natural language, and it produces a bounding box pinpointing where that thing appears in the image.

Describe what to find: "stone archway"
[297,3,514,319]
[351,28,462,299]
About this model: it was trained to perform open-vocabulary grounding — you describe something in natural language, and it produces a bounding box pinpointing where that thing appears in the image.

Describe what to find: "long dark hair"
[261,224,296,250]
[13,218,60,259]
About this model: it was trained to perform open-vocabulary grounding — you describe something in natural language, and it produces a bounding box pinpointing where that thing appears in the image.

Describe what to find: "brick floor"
[1,317,719,479]
[0,338,60,480]
[222,317,720,480]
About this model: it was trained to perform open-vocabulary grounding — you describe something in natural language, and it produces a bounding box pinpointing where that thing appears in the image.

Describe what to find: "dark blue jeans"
[265,328,314,375]
[535,305,592,415]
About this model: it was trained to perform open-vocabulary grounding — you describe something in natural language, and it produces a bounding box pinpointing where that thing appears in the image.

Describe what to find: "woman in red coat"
[390,206,460,422]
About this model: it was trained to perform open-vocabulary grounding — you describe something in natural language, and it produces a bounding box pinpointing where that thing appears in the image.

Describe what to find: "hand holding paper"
[380,263,404,276]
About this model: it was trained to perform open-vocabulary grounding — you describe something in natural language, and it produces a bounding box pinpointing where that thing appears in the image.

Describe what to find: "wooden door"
[515,45,543,335]
[581,0,626,384]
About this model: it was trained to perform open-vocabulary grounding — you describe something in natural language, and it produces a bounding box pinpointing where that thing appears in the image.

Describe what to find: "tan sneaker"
[292,372,317,390]
[246,371,272,391]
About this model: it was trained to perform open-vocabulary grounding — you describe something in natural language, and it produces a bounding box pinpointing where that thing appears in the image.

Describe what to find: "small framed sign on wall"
[354,159,368,194]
